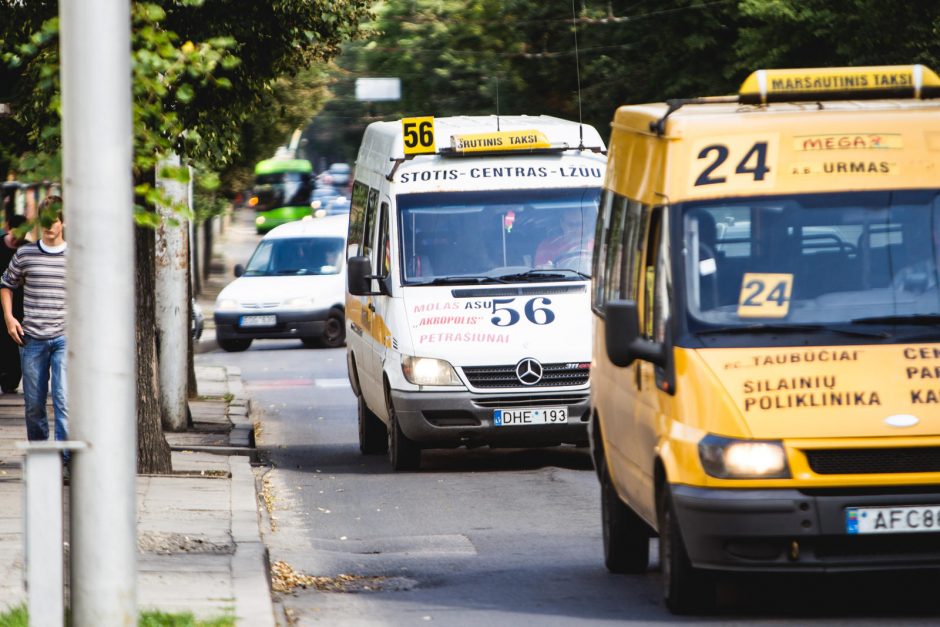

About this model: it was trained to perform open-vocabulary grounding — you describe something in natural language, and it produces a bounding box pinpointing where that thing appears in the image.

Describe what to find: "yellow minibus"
[591,65,940,613]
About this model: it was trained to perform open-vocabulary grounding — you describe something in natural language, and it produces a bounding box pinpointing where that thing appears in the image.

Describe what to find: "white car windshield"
[683,190,940,329]
[244,237,344,276]
[397,188,599,284]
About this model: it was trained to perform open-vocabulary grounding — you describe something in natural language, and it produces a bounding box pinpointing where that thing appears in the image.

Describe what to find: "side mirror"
[604,300,665,368]
[234,264,245,278]
[347,256,375,296]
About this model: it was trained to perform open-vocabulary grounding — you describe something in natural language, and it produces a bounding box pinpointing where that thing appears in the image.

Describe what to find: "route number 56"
[402,116,436,155]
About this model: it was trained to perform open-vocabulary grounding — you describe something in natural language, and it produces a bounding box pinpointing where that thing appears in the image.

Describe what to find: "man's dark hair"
[38,195,63,226]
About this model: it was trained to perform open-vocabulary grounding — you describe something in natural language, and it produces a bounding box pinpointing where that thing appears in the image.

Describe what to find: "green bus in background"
[249,158,315,233]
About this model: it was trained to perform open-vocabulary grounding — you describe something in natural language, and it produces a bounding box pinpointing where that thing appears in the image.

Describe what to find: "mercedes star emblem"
[515,358,543,386]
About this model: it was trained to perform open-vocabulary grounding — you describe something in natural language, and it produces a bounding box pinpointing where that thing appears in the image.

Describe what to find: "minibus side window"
[623,200,646,303]
[377,201,391,276]
[592,190,614,310]
[602,195,628,306]
[348,181,370,259]
[653,210,672,343]
[363,188,379,258]
[641,208,670,340]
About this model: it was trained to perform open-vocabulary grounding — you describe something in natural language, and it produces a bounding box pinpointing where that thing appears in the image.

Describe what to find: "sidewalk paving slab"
[0,364,274,626]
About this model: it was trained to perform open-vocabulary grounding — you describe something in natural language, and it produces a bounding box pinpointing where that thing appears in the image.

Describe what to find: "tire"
[659,485,716,615]
[218,338,252,352]
[321,309,346,348]
[386,387,421,471]
[601,467,650,574]
[358,395,387,455]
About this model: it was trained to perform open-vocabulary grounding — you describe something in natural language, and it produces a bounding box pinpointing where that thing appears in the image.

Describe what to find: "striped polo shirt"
[1,241,67,339]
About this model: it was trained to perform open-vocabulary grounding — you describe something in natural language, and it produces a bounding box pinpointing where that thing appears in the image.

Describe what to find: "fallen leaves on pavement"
[271,560,390,594]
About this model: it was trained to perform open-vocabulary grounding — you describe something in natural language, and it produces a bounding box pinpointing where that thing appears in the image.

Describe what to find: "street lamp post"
[59,0,138,625]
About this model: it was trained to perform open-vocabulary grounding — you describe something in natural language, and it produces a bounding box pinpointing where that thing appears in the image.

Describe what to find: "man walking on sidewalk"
[0,196,69,462]
[0,214,28,393]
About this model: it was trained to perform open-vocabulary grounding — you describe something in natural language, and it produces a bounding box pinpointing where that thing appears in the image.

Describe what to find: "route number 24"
[695,141,770,186]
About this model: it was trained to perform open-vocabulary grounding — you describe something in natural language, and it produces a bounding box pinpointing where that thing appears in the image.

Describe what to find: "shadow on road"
[258,441,593,475]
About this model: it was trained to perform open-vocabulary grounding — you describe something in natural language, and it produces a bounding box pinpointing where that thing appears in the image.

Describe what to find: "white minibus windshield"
[397,188,600,285]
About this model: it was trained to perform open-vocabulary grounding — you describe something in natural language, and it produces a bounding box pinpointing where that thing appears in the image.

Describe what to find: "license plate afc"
[494,407,568,427]
[846,504,940,535]
[240,314,276,327]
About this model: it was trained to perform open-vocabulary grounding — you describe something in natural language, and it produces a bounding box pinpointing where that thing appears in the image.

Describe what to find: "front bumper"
[672,484,940,572]
[214,308,330,341]
[390,388,590,447]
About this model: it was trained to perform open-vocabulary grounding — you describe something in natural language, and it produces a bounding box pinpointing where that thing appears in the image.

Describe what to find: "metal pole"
[155,155,189,431]
[59,0,137,625]
[18,441,86,627]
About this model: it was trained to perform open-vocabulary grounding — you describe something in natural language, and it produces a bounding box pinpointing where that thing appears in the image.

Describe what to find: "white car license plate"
[494,407,568,426]
[240,315,276,327]
[846,505,940,535]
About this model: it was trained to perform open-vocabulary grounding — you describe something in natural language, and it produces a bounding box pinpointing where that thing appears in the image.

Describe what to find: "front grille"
[471,393,589,408]
[462,363,589,389]
[242,301,280,309]
[806,447,940,475]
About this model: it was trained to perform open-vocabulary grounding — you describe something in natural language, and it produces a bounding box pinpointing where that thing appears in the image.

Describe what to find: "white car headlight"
[284,296,316,308]
[698,435,790,479]
[215,298,239,311]
[401,356,461,386]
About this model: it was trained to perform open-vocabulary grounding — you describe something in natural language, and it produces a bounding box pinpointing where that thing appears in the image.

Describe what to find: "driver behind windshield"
[534,209,591,268]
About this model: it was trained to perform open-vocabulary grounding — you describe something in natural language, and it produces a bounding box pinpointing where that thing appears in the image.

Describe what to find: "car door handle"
[368,302,376,312]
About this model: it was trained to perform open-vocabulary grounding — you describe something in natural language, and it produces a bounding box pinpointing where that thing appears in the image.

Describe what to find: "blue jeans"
[21,335,68,460]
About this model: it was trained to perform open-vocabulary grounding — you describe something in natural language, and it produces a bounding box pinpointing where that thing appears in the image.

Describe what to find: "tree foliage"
[319,0,940,159]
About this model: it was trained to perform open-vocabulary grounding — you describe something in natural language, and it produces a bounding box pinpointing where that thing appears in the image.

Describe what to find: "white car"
[214,215,348,351]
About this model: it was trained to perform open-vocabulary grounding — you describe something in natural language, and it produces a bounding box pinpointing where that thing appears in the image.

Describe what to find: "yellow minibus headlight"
[401,356,461,386]
[698,435,790,479]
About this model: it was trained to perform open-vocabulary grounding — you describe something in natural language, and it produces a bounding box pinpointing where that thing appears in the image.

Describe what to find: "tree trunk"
[136,224,172,474]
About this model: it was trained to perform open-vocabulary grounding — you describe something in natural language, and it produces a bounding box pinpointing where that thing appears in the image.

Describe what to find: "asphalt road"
[196,211,940,626]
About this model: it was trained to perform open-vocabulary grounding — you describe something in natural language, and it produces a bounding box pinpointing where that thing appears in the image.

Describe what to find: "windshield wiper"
[276,269,308,275]
[696,322,889,338]
[419,275,509,285]
[850,314,940,325]
[497,268,590,282]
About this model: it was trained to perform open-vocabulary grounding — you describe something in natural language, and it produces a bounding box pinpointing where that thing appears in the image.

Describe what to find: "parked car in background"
[327,162,351,187]
[191,299,204,341]
[310,185,340,214]
[323,195,350,215]
[213,214,349,351]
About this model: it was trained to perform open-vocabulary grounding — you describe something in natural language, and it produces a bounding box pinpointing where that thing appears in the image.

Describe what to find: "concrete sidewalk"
[0,364,274,625]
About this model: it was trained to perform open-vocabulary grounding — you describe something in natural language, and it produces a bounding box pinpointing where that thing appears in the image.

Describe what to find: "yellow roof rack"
[739,64,940,105]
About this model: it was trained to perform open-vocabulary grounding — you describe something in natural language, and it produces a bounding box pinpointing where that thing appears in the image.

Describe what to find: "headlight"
[311,200,322,209]
[401,356,461,386]
[698,435,790,479]
[284,296,316,308]
[216,298,239,311]
[255,215,266,225]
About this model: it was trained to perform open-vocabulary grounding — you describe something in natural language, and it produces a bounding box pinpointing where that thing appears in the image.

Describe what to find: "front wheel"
[321,309,346,348]
[601,468,650,574]
[358,395,387,455]
[218,338,252,352]
[659,485,716,615]
[386,388,421,471]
